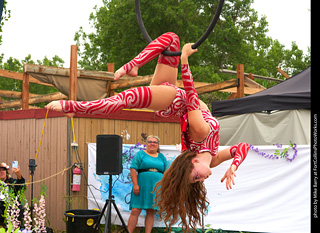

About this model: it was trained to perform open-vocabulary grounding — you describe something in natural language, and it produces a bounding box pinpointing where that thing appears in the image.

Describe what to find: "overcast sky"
[0,0,310,68]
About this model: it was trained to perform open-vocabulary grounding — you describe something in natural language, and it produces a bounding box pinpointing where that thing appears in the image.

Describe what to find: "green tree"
[75,0,211,72]
[0,56,23,92]
[75,0,309,82]
[0,0,10,46]
[0,0,65,109]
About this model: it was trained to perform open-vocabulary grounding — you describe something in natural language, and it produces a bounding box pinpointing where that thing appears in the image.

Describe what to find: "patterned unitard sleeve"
[181,64,201,111]
[229,142,249,168]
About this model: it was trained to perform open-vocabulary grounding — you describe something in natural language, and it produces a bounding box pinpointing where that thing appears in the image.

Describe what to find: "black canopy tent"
[211,67,311,117]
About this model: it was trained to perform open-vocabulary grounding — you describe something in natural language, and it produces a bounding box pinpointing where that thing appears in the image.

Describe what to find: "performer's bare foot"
[114,66,139,80]
[45,101,75,118]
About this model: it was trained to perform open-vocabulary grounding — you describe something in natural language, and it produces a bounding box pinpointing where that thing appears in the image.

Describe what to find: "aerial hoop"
[135,0,225,56]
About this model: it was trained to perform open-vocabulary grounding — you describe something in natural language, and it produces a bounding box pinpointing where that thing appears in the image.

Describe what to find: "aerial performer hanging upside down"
[45,32,249,232]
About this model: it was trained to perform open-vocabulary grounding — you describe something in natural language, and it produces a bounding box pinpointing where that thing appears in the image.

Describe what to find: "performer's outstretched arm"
[211,142,249,190]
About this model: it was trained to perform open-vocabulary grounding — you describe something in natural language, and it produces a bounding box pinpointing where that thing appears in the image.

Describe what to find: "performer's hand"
[45,101,63,112]
[221,164,237,190]
[45,101,75,118]
[133,185,140,195]
[181,43,198,64]
[182,43,198,57]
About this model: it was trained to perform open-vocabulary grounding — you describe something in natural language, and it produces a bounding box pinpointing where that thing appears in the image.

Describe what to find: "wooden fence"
[0,108,180,232]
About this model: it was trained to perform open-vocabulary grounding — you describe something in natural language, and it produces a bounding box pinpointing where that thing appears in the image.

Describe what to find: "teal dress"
[129,150,167,210]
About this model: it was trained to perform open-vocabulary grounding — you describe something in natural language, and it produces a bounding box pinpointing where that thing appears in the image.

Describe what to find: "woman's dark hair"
[154,150,209,232]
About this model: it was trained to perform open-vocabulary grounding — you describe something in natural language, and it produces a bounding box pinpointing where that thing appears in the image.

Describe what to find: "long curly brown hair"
[154,150,209,232]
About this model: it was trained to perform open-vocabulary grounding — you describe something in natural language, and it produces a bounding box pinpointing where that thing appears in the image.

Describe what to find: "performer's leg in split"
[46,33,181,117]
[114,32,180,86]
[55,86,153,116]
[45,84,179,117]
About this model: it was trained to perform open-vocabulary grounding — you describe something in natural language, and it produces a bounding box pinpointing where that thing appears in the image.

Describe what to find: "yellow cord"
[27,109,49,186]
[26,110,77,187]
[71,117,76,143]
[35,109,49,161]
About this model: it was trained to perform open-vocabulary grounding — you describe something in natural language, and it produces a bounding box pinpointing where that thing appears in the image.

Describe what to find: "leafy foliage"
[75,0,310,77]
[0,0,11,46]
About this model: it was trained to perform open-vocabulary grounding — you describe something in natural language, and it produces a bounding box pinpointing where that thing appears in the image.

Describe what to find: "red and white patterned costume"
[178,64,248,168]
[60,86,152,116]
[59,32,248,168]
[122,32,180,74]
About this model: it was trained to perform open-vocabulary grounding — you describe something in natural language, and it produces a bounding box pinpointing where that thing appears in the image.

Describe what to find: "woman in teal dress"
[128,135,167,233]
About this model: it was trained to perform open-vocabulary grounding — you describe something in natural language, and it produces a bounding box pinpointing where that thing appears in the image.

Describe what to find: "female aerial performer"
[45,32,249,232]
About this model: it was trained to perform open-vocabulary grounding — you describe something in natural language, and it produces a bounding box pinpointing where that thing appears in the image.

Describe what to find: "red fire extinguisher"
[72,165,81,192]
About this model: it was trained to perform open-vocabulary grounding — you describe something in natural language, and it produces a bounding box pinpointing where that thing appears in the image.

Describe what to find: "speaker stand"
[94,175,129,233]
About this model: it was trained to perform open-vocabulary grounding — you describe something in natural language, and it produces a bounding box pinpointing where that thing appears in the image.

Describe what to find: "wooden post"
[277,68,290,79]
[237,64,244,98]
[68,46,78,206]
[69,45,78,101]
[107,63,115,73]
[22,64,30,109]
[107,63,115,97]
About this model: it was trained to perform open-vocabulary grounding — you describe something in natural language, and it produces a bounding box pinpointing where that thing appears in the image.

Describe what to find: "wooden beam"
[277,68,290,79]
[0,92,68,109]
[22,64,30,109]
[24,64,72,76]
[176,80,209,89]
[244,76,266,90]
[112,76,237,95]
[0,90,39,99]
[237,64,244,98]
[69,45,78,101]
[219,69,284,82]
[0,69,54,87]
[219,86,265,95]
[111,75,153,89]
[24,64,114,81]
[0,69,23,79]
[78,70,114,81]
[195,79,238,95]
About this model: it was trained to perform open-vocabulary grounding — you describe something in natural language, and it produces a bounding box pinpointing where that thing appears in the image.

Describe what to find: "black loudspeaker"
[96,135,123,175]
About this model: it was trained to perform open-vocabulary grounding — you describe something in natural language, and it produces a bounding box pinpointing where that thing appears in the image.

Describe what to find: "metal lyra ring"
[135,0,225,56]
